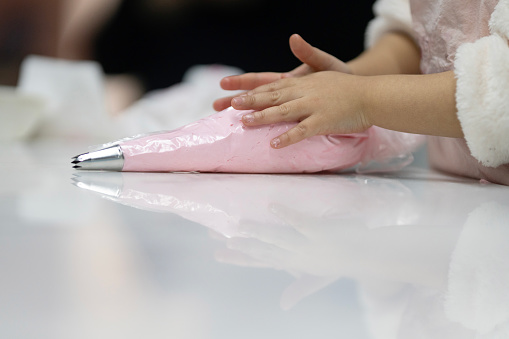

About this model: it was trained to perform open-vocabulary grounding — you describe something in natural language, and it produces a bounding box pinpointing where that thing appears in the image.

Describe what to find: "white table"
[1,140,508,339]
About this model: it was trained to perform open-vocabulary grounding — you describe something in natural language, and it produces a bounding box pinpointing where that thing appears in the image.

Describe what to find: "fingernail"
[271,138,281,148]
[232,97,244,106]
[243,113,254,123]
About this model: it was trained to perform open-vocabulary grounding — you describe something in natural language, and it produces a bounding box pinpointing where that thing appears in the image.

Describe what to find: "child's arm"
[213,31,421,111]
[347,31,421,76]
[231,70,462,149]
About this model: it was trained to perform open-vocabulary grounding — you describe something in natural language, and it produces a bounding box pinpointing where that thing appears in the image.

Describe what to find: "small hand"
[231,71,372,149]
[213,34,351,111]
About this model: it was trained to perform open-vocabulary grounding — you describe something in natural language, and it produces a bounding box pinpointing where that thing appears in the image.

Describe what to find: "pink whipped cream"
[120,107,422,173]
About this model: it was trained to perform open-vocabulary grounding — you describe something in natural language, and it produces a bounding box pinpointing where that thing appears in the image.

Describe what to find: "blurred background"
[2,0,431,169]
[0,0,375,94]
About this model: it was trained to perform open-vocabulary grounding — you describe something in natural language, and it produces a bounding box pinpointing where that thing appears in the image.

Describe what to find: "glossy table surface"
[1,140,508,339]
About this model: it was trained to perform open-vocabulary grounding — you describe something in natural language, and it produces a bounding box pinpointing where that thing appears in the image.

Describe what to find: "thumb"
[289,34,351,73]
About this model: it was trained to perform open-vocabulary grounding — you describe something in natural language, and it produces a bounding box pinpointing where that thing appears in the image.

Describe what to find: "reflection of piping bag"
[72,170,509,238]
[72,172,418,238]
[73,107,423,173]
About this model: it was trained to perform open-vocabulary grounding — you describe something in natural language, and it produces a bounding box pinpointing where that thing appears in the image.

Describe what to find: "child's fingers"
[287,64,312,77]
[220,72,285,91]
[231,88,300,111]
[213,95,237,111]
[241,100,308,127]
[289,34,350,73]
[271,119,317,149]
[243,77,296,97]
[289,34,324,70]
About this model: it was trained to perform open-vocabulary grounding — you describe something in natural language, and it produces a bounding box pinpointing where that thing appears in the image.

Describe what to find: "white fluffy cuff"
[490,0,509,39]
[365,0,415,49]
[454,35,509,168]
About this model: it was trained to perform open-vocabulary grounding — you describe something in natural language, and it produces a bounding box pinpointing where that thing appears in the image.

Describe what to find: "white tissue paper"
[18,55,113,139]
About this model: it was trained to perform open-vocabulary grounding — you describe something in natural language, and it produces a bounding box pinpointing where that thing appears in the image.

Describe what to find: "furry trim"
[489,0,509,38]
[454,34,509,167]
[365,0,415,49]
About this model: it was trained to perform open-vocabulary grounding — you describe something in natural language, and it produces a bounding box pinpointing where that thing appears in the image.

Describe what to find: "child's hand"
[213,34,351,111]
[230,71,372,149]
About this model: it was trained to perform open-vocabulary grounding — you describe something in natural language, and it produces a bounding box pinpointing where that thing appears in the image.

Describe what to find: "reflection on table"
[74,170,509,339]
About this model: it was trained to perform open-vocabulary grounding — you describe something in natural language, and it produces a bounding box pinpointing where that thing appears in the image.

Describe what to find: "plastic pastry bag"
[106,107,424,173]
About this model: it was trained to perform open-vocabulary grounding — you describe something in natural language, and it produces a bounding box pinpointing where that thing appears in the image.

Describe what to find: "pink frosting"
[120,107,421,173]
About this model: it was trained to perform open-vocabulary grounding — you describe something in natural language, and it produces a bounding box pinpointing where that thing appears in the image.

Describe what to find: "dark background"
[95,0,376,92]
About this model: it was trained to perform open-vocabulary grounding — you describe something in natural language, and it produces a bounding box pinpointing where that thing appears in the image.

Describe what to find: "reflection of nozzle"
[71,172,124,198]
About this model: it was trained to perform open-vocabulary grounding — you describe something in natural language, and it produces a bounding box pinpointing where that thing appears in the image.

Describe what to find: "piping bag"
[73,107,424,173]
